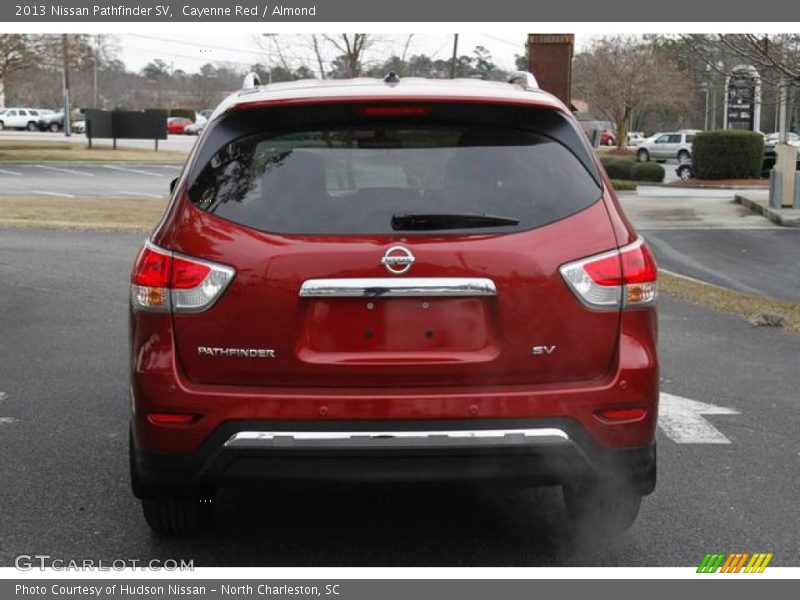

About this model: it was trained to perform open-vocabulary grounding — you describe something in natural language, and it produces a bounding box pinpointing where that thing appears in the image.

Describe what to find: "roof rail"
[507,71,539,90]
[242,72,262,91]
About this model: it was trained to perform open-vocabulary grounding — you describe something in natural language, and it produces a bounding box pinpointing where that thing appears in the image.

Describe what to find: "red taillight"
[620,242,658,284]
[359,106,432,118]
[130,242,235,313]
[596,408,648,422]
[172,256,212,289]
[582,253,623,286]
[147,413,199,425]
[131,246,171,287]
[560,237,657,310]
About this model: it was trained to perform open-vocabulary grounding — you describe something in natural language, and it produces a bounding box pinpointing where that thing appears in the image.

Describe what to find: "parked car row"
[0,107,55,130]
[1,107,212,136]
[37,110,86,133]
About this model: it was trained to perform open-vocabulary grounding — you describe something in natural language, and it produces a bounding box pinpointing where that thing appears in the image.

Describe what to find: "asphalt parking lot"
[0,228,797,567]
[619,188,800,302]
[0,162,177,198]
[0,129,198,152]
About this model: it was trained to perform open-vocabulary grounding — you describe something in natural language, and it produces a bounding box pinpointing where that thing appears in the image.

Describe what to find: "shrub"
[600,156,634,180]
[611,179,637,191]
[692,130,764,179]
[630,162,665,182]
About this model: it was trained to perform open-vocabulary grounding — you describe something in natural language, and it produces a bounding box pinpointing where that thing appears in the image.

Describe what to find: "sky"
[115,33,591,75]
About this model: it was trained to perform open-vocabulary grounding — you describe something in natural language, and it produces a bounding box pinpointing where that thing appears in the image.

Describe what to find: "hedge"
[692,130,764,179]
[600,157,663,183]
[630,162,665,182]
[600,157,634,180]
[611,179,637,191]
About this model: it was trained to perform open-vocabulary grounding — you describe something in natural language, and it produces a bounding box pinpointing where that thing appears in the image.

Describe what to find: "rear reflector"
[559,237,657,310]
[596,408,648,422]
[147,413,199,425]
[359,106,432,118]
[131,242,235,313]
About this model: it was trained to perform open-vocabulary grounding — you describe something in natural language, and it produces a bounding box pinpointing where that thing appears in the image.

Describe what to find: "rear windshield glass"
[187,125,602,235]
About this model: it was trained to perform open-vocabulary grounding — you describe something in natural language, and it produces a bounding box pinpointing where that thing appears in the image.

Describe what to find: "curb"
[734,194,800,227]
[646,182,768,190]
[0,161,184,166]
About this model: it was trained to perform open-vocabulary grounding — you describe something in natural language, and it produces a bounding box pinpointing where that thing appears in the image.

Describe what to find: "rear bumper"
[131,418,656,498]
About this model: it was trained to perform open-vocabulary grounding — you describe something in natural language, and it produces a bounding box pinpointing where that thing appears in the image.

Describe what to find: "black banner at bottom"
[3,579,795,600]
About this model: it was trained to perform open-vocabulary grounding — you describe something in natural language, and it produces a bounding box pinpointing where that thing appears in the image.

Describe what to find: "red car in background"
[600,130,616,146]
[167,116,193,134]
[130,72,659,536]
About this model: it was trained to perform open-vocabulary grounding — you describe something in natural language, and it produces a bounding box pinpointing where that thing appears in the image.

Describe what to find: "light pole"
[61,34,71,137]
[450,34,459,79]
[261,33,277,83]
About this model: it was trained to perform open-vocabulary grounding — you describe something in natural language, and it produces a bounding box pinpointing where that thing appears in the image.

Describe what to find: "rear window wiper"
[391,212,520,231]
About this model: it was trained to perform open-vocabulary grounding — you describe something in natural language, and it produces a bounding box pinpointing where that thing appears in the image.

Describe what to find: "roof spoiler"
[507,71,539,90]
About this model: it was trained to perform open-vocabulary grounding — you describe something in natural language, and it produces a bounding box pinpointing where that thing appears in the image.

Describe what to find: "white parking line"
[0,392,14,425]
[118,191,165,199]
[31,190,76,198]
[35,165,94,177]
[0,168,22,176]
[102,165,161,177]
[659,393,740,444]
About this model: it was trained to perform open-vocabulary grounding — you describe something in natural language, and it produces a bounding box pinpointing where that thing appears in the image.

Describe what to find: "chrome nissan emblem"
[381,246,415,274]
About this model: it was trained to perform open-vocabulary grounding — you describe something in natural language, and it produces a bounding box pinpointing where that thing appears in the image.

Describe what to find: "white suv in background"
[636,130,699,162]
[0,108,49,131]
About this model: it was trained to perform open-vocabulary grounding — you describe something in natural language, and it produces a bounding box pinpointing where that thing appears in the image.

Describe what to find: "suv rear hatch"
[166,101,620,388]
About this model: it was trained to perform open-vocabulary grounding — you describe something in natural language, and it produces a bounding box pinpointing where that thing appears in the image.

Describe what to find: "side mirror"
[170,177,178,194]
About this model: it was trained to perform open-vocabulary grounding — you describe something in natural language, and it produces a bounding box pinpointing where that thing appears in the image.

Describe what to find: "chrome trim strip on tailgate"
[224,428,570,449]
[299,277,497,298]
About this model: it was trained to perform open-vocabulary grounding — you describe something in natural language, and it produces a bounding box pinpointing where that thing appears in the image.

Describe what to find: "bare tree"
[682,34,800,83]
[573,36,692,150]
[323,34,371,77]
[0,34,38,107]
[310,35,326,80]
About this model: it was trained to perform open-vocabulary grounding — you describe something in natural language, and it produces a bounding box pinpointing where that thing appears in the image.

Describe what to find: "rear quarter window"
[187,118,602,235]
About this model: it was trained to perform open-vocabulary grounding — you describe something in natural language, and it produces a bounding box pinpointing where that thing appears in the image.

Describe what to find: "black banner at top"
[3,0,800,22]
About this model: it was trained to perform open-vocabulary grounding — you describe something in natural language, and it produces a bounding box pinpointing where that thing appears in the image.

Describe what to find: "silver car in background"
[636,130,699,162]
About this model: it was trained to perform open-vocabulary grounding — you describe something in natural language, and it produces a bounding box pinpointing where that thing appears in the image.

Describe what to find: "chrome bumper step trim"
[224,428,570,449]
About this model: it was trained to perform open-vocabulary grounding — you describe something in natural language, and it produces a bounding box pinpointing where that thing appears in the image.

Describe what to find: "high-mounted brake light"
[359,106,432,118]
[131,243,235,313]
[559,237,657,310]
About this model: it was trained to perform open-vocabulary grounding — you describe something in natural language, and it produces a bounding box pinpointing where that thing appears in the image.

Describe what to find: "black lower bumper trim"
[131,419,656,498]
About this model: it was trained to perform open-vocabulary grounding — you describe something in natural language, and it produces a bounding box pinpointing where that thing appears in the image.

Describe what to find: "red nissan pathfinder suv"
[129,72,658,536]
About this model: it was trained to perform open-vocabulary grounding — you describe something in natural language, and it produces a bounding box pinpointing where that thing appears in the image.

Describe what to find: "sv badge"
[532,345,557,356]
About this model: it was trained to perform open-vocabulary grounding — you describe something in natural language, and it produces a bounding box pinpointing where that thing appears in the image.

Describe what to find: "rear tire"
[677,150,690,162]
[49,122,61,132]
[563,482,642,537]
[0,121,4,130]
[26,121,37,131]
[141,494,215,536]
[636,149,649,162]
[130,428,215,535]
